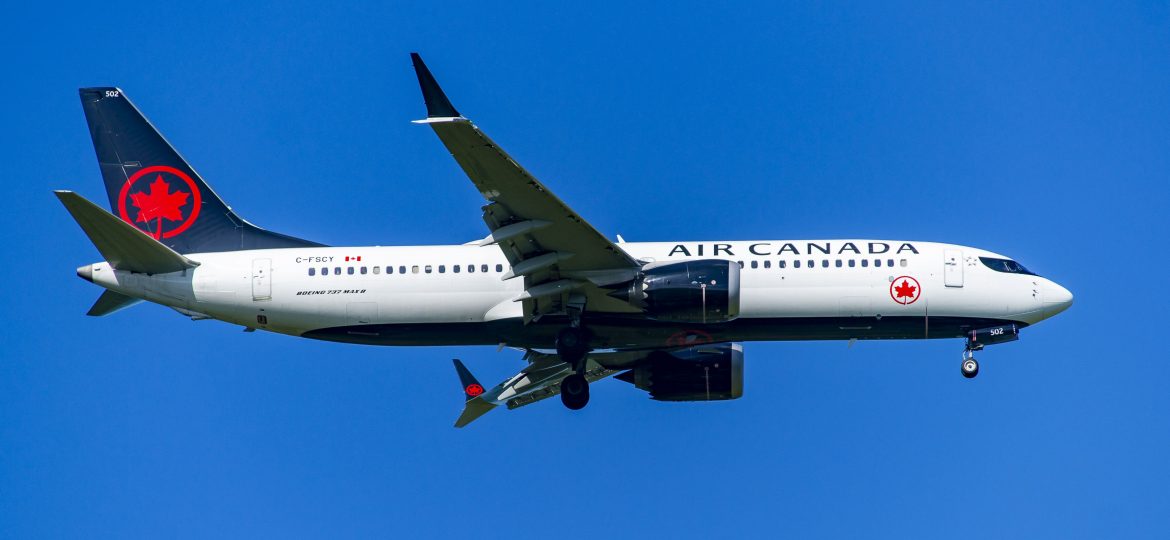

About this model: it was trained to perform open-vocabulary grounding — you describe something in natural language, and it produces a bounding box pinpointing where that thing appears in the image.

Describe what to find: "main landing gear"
[557,325,590,410]
[961,345,981,379]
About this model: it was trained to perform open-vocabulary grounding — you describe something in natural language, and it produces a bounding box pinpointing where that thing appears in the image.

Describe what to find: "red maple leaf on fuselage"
[129,175,189,238]
[894,280,917,300]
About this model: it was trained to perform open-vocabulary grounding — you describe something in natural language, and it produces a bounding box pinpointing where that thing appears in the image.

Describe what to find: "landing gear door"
[944,250,964,287]
[252,258,272,301]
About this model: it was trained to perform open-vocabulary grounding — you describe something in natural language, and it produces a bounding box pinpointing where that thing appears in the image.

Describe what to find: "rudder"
[79,87,322,254]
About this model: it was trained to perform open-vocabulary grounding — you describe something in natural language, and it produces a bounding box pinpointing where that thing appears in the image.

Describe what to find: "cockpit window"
[980,257,1036,276]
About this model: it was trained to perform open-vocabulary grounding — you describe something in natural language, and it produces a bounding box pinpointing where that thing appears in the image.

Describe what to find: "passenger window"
[874,259,882,267]
[861,260,868,268]
[751,260,758,269]
[425,265,433,274]
[481,264,489,273]
[807,260,814,268]
[835,260,842,268]
[848,260,855,268]
[360,266,367,275]
[794,260,801,268]
[778,260,786,269]
[821,260,829,268]
[308,267,316,276]
[347,267,355,275]
[334,267,341,275]
[887,259,894,267]
[373,266,380,275]
[468,264,476,273]
[764,260,771,269]
[439,265,446,273]
[453,265,460,273]
[400,266,406,274]
[496,264,503,272]
[900,259,907,267]
[411,265,419,274]
[320,267,328,275]
[737,261,744,268]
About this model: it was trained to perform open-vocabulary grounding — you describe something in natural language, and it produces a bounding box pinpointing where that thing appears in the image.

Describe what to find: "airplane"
[57,53,1073,427]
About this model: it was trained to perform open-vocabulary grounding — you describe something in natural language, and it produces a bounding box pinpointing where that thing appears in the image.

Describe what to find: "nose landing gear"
[961,355,980,378]
[961,342,982,379]
[959,323,1021,379]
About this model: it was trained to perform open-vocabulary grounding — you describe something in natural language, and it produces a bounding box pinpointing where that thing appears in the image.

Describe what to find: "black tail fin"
[78,87,322,254]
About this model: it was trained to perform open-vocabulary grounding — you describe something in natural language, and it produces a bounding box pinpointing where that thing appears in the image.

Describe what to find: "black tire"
[556,327,589,364]
[961,358,979,379]
[560,373,590,410]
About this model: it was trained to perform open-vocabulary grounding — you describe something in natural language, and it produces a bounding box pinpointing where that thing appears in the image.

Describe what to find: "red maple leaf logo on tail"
[894,279,917,300]
[130,175,189,239]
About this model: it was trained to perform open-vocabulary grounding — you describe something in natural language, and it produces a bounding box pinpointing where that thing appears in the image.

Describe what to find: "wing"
[411,53,641,322]
[450,343,745,427]
[451,349,645,428]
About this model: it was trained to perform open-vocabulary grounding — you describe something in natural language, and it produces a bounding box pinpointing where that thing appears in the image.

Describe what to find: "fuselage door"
[252,258,272,301]
[943,250,964,287]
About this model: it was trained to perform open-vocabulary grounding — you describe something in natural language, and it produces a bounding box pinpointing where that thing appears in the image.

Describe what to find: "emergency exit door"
[943,250,964,287]
[252,258,272,300]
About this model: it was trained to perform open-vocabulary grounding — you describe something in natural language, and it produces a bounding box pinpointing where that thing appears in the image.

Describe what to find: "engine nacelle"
[615,343,744,401]
[609,259,740,324]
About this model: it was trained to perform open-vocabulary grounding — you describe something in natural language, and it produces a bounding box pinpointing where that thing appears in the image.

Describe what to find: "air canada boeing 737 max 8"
[57,54,1073,426]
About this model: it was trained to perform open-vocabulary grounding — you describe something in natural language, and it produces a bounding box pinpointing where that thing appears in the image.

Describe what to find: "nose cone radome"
[1043,280,1073,318]
[77,265,93,283]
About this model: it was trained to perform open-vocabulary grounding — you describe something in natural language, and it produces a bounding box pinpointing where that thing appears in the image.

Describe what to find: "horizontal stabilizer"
[55,190,199,274]
[87,290,141,316]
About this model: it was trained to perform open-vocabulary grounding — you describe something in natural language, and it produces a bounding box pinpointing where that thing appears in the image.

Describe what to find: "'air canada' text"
[666,242,920,257]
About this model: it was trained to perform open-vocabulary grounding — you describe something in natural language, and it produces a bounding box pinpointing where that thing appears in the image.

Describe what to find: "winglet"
[453,359,485,401]
[452,359,497,428]
[410,53,461,119]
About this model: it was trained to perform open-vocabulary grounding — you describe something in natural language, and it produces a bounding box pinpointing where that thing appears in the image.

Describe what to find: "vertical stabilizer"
[78,87,322,254]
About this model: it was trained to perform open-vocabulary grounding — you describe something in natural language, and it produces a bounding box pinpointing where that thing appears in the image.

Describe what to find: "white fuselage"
[81,239,1073,347]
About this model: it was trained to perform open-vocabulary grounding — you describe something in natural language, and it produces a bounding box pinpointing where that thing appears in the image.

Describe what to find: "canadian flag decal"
[345,256,362,262]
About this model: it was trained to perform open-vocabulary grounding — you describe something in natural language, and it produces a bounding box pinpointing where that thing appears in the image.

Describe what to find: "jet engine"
[615,343,744,401]
[608,260,740,324]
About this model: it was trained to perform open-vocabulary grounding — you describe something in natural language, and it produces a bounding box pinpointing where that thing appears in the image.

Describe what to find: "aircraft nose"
[76,265,93,283]
[1042,280,1073,318]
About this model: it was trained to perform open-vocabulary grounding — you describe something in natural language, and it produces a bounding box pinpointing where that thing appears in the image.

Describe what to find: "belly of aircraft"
[300,314,1026,349]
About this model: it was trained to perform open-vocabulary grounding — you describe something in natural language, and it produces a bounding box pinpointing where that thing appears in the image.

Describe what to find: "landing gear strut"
[961,346,980,379]
[557,325,591,410]
[556,326,588,364]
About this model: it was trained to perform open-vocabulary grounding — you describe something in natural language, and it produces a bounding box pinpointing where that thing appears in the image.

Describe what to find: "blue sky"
[2,1,1169,537]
